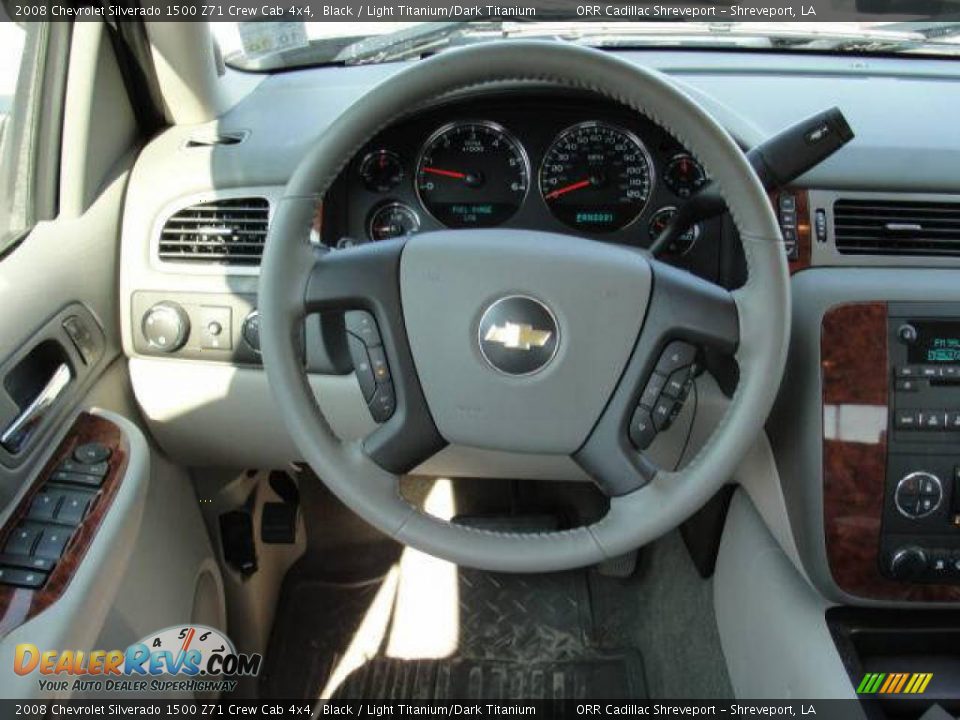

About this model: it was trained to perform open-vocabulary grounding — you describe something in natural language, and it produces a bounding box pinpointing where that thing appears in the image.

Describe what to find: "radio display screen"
[908,321,960,364]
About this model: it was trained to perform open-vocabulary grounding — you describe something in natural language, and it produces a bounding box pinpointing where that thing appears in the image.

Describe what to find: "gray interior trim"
[714,490,858,703]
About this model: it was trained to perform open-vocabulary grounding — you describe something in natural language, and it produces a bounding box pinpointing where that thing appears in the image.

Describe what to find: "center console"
[822,302,960,602]
[882,305,960,584]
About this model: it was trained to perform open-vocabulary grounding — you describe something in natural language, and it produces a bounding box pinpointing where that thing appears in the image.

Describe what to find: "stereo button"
[919,411,946,429]
[895,411,918,429]
[895,379,918,392]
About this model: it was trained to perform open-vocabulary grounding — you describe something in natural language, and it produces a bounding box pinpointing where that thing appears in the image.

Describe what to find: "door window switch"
[28,491,62,522]
[4,525,41,556]
[34,528,71,560]
[56,492,93,525]
[0,567,47,589]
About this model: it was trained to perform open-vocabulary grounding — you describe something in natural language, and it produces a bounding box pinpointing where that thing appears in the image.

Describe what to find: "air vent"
[834,198,960,257]
[185,131,248,148]
[158,197,269,265]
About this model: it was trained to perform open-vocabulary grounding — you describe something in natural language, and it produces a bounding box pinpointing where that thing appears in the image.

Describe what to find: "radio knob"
[142,302,190,352]
[897,323,918,345]
[888,546,928,581]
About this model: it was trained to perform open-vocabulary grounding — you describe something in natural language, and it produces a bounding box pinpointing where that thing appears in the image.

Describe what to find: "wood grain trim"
[822,303,960,601]
[0,413,128,638]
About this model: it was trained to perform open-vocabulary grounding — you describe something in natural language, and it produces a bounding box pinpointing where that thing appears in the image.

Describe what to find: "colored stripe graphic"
[858,672,933,694]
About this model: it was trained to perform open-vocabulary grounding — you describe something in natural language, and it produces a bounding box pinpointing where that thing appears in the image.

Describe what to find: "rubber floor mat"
[260,566,646,700]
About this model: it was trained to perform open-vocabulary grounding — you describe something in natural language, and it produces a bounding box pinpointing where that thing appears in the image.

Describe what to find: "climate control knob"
[142,302,190,352]
[895,471,943,519]
[888,546,929,582]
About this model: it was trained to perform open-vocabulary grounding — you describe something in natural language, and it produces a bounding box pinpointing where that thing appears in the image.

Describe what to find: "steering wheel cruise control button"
[345,311,382,347]
[347,335,377,402]
[369,382,397,423]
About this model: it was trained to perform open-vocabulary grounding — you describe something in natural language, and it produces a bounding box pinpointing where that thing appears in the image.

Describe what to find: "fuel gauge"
[368,202,420,242]
[664,154,707,199]
[648,206,701,256]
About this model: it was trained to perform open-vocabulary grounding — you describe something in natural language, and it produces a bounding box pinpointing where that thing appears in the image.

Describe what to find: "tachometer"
[416,121,529,228]
[540,121,654,233]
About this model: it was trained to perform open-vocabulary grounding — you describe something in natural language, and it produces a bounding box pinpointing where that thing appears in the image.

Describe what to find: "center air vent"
[158,197,269,266]
[834,198,960,257]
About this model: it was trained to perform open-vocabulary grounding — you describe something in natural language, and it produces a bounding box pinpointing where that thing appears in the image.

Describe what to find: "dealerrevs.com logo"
[14,625,262,694]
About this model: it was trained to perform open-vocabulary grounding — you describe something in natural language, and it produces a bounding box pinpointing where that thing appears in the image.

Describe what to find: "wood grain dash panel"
[0,413,128,638]
[822,303,960,601]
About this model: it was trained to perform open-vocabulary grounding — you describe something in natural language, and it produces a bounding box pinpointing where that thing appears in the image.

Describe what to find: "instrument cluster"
[327,93,718,265]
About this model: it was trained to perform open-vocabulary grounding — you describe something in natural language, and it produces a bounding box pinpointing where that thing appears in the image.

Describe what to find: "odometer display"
[416,121,529,228]
[540,122,654,233]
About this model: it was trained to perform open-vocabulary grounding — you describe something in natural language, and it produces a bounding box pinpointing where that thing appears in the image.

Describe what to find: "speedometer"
[416,121,529,228]
[540,121,654,233]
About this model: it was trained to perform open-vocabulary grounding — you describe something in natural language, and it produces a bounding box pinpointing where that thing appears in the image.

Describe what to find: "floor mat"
[260,564,646,700]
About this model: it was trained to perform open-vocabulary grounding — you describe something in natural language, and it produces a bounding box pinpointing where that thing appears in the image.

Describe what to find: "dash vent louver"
[834,198,960,257]
[158,197,269,265]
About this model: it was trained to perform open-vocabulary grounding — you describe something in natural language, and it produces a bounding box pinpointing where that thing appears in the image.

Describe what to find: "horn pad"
[399,229,652,454]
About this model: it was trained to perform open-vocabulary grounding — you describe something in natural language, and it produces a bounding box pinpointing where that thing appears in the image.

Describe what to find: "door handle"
[1,363,72,454]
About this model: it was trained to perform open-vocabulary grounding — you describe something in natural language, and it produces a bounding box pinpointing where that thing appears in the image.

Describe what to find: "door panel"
[0,21,135,506]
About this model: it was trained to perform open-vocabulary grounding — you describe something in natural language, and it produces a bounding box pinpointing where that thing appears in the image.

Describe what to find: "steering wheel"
[260,41,789,573]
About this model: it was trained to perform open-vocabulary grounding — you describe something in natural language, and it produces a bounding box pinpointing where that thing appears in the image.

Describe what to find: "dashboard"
[119,49,960,606]
[321,91,725,281]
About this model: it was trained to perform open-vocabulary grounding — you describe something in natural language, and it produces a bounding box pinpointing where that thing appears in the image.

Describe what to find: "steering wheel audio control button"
[663,368,693,399]
[629,408,656,450]
[652,396,680,432]
[639,373,667,408]
[656,341,697,374]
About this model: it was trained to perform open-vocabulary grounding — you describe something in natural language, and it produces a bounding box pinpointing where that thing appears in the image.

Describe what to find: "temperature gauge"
[663,154,707,199]
[359,150,404,193]
[368,202,420,242]
[648,206,701,256]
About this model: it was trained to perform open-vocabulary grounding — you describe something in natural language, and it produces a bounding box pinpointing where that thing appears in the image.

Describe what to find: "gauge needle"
[545,179,591,200]
[422,166,468,180]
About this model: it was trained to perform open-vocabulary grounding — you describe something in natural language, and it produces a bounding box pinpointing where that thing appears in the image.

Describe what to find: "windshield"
[215,21,960,71]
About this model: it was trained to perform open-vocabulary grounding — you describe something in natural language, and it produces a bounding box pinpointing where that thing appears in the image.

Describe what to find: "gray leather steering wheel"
[260,41,790,572]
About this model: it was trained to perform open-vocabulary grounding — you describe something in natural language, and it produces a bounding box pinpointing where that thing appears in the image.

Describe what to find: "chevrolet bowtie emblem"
[484,322,552,351]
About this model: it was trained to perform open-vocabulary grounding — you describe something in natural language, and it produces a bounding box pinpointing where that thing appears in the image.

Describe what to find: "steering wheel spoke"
[304,239,446,473]
[574,260,739,497]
